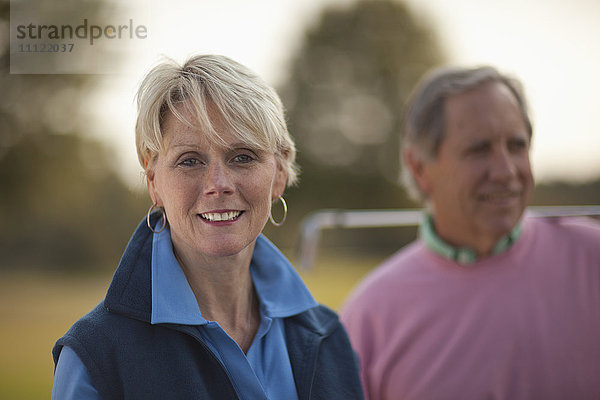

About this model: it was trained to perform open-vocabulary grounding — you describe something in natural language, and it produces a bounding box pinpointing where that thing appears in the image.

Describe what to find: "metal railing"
[296,205,600,270]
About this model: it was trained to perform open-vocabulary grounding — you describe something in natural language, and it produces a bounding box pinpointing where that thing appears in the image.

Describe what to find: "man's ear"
[404,149,433,196]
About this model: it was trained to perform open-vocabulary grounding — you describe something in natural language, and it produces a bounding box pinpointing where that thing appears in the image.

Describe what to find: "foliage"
[0,0,147,270]
[272,0,445,248]
[282,0,444,179]
[532,179,600,206]
[0,133,147,270]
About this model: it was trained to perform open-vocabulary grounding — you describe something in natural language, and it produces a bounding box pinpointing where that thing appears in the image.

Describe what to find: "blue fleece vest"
[53,215,364,400]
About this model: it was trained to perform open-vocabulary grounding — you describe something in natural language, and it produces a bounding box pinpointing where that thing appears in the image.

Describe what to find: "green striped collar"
[419,214,522,265]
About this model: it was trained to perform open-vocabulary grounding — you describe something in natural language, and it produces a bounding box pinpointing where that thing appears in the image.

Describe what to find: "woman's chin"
[197,237,256,259]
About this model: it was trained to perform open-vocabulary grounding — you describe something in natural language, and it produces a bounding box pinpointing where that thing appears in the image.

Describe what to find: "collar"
[151,227,317,325]
[419,214,522,265]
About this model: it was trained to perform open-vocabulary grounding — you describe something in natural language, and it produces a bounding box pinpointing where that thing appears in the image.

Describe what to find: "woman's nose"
[204,162,235,196]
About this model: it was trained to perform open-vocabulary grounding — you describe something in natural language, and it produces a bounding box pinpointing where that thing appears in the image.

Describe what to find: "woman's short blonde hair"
[135,54,298,186]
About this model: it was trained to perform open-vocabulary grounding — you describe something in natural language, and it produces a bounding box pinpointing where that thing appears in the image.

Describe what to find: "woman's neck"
[173,242,260,353]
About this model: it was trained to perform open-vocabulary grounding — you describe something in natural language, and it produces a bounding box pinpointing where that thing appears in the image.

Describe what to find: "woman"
[52,55,364,400]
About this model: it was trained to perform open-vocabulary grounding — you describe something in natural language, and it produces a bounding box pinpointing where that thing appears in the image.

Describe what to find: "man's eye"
[466,143,490,155]
[508,139,528,152]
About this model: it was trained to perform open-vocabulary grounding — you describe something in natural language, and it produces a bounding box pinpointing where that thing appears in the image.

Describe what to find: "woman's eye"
[179,157,201,167]
[233,154,254,163]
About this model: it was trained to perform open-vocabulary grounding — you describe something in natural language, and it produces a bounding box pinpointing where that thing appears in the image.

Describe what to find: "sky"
[85,0,600,189]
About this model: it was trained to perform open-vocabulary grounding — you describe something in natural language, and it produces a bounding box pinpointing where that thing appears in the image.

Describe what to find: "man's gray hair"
[401,65,532,203]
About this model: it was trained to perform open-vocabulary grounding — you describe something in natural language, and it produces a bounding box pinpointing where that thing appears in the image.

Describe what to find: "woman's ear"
[272,160,288,201]
[145,160,161,206]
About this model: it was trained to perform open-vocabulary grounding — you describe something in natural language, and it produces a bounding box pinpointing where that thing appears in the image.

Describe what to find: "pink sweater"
[341,217,600,400]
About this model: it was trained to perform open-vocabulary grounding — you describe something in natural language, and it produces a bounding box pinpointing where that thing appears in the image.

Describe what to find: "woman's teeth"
[200,211,242,222]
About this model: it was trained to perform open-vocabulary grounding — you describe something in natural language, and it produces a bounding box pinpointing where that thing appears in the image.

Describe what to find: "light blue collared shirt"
[52,227,317,400]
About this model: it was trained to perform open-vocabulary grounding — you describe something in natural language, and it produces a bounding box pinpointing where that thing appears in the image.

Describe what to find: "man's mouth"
[480,191,518,201]
[199,211,243,222]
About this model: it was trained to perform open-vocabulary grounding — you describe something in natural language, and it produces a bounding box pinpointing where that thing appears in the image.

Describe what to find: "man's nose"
[489,146,517,181]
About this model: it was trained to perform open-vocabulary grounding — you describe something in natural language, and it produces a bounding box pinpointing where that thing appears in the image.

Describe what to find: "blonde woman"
[52,55,363,400]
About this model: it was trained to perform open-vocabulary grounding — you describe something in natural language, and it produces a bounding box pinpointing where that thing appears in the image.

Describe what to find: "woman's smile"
[199,210,244,223]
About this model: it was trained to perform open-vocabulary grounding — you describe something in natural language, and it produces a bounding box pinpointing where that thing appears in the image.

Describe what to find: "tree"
[271,0,445,251]
[283,0,444,180]
[0,133,147,269]
[0,0,147,270]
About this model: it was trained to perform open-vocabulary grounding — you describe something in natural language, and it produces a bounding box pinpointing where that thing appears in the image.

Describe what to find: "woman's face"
[146,106,287,261]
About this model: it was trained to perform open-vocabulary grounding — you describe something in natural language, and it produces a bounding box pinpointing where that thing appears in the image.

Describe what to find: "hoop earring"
[269,196,287,227]
[147,203,167,233]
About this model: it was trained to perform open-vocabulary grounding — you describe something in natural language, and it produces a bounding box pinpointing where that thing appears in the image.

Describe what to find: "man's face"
[415,81,534,255]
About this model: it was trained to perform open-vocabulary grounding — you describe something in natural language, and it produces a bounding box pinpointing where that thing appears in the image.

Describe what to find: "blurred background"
[1,0,600,397]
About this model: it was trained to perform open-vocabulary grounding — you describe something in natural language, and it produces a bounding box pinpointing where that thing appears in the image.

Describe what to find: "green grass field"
[0,255,379,399]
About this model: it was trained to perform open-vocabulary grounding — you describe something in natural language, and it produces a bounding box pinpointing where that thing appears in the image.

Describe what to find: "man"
[341,66,600,400]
